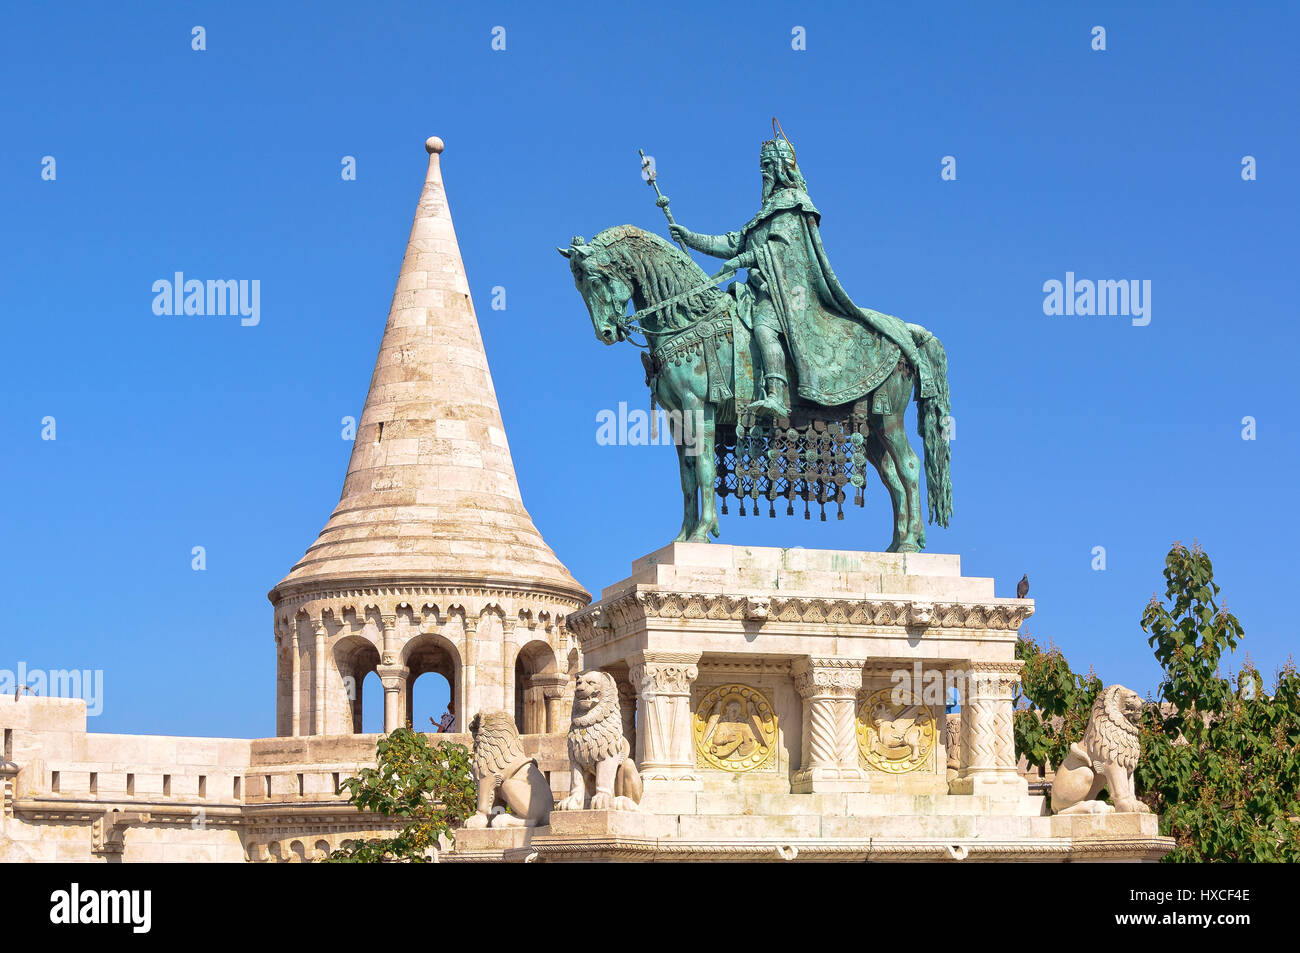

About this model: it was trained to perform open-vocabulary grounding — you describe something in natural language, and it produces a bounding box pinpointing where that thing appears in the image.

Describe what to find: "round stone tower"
[269,137,589,738]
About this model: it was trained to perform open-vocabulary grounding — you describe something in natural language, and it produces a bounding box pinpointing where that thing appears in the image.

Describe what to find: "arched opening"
[360,671,383,733]
[403,633,460,733]
[411,670,453,733]
[514,640,560,734]
[334,636,381,734]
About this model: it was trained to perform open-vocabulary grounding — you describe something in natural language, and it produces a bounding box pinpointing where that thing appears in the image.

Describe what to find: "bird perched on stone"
[1016,574,1029,599]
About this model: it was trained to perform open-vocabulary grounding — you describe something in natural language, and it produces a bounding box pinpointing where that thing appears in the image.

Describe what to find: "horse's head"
[558,233,634,345]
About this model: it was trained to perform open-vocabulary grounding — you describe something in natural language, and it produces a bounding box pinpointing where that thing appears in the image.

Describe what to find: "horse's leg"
[874,368,925,552]
[657,374,699,543]
[683,390,719,542]
[865,430,906,552]
[672,438,699,543]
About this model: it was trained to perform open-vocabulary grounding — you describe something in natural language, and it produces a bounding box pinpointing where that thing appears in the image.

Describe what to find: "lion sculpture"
[465,710,553,828]
[556,671,643,812]
[1050,684,1151,815]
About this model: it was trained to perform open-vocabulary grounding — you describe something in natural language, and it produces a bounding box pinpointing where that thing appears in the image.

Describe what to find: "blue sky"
[1,2,1296,737]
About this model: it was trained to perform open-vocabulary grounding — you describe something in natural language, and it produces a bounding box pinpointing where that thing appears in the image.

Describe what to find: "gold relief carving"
[856,688,936,774]
[694,684,778,773]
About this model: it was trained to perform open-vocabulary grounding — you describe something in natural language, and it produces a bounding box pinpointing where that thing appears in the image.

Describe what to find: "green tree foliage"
[324,726,476,863]
[1013,635,1101,773]
[1016,542,1300,862]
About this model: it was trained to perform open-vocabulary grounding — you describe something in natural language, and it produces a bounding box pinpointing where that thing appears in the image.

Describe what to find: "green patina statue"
[562,128,953,553]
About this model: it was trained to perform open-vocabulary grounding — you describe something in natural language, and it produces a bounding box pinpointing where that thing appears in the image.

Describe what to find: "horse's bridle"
[611,267,737,349]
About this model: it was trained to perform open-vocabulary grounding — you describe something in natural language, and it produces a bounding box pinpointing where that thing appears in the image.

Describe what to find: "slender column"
[461,615,477,722]
[533,673,570,733]
[502,618,518,714]
[376,664,410,734]
[792,657,868,794]
[312,621,328,736]
[628,651,701,792]
[953,661,1027,797]
[616,677,637,753]
[289,627,301,737]
[380,614,397,664]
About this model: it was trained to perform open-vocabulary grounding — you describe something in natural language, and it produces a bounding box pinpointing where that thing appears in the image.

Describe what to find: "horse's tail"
[910,326,953,528]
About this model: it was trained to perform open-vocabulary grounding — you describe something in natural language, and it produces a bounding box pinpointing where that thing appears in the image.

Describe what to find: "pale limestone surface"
[467,710,552,828]
[1050,685,1150,815]
[567,543,1034,800]
[462,543,1176,862]
[1,140,589,864]
[266,139,588,739]
[555,672,642,812]
[272,137,586,601]
[0,696,570,862]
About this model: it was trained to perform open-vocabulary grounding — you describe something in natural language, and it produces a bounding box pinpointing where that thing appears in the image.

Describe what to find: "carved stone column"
[952,661,1028,798]
[312,621,328,736]
[533,673,570,734]
[616,677,637,753]
[628,651,701,792]
[792,657,868,794]
[460,615,478,721]
[289,626,301,737]
[502,618,518,714]
[376,663,409,734]
[380,614,397,663]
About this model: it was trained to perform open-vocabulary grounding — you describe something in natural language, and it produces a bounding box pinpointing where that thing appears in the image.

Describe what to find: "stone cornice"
[567,588,1033,648]
[271,582,587,635]
[511,836,1173,863]
[13,797,407,836]
[269,574,590,612]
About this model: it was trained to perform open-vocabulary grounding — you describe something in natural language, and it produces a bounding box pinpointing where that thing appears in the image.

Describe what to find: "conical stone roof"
[271,137,588,606]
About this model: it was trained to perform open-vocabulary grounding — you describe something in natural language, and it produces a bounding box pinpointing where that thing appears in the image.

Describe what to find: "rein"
[615,268,736,348]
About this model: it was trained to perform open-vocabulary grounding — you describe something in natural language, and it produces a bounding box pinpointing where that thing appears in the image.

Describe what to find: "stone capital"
[376,663,409,691]
[628,652,701,698]
[962,661,1023,701]
[792,657,864,698]
[531,672,570,698]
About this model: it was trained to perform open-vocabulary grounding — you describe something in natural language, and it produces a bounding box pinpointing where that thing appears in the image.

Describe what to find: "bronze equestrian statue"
[562,132,952,553]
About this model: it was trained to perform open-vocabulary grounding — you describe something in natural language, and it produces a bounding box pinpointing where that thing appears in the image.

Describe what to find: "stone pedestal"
[441,543,1177,864]
[565,543,1035,804]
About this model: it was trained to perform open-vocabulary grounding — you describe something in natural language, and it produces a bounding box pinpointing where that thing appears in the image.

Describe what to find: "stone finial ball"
[425,136,445,154]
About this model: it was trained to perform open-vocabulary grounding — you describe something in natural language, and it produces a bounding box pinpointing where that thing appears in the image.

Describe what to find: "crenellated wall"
[0,696,571,863]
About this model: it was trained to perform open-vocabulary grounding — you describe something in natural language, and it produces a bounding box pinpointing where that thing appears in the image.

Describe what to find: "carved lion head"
[573,670,612,715]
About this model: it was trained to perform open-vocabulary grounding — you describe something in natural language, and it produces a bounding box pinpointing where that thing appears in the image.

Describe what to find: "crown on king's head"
[760,137,796,162]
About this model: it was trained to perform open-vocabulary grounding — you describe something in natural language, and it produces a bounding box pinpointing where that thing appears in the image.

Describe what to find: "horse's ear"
[557,247,572,258]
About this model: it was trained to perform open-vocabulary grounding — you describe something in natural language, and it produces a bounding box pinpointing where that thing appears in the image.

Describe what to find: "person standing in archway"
[435,699,455,733]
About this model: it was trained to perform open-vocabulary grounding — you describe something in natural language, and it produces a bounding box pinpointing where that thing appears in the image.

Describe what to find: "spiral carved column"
[792,657,869,794]
[952,661,1028,798]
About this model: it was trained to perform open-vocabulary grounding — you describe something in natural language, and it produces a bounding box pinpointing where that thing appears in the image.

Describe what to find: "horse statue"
[560,224,952,553]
